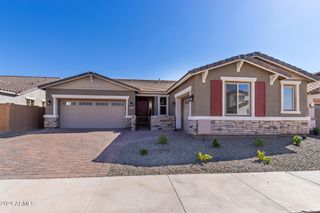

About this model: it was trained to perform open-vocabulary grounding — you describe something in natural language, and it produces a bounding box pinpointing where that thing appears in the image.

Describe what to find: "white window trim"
[158,96,169,116]
[221,77,256,117]
[280,80,301,114]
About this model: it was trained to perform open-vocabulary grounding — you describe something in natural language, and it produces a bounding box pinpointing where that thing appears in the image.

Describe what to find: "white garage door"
[60,100,126,128]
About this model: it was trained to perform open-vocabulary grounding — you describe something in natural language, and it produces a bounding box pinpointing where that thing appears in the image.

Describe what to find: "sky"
[0,0,320,80]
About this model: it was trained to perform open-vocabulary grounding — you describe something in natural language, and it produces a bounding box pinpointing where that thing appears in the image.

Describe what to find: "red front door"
[136,98,149,116]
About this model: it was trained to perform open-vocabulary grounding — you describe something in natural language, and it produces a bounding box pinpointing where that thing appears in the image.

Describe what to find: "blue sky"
[0,0,320,80]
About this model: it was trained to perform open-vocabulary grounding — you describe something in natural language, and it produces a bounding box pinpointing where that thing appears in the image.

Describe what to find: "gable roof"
[38,72,140,91]
[167,52,318,93]
[0,75,60,95]
[116,79,175,94]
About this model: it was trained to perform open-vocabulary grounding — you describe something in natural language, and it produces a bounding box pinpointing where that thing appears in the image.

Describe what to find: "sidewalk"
[1,171,320,213]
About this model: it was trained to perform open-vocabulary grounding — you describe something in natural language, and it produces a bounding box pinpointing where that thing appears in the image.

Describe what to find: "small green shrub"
[158,134,168,145]
[139,149,148,156]
[255,138,265,147]
[197,152,213,163]
[292,135,303,146]
[313,128,320,135]
[257,150,271,165]
[212,139,221,148]
[264,157,271,164]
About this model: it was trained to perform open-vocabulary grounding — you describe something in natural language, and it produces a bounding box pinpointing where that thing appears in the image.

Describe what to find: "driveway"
[1,129,320,179]
[1,171,320,213]
[0,129,122,179]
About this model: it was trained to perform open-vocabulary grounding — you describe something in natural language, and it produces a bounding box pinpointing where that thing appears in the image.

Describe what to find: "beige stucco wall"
[0,89,46,107]
[169,62,308,117]
[50,76,129,91]
[169,76,195,116]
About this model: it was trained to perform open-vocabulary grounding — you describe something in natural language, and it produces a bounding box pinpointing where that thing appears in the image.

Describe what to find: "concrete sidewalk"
[0,171,320,213]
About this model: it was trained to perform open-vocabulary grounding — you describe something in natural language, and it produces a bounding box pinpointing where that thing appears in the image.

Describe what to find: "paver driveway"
[0,129,122,179]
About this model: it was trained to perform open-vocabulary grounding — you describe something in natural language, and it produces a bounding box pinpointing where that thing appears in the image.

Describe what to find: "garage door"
[60,100,126,128]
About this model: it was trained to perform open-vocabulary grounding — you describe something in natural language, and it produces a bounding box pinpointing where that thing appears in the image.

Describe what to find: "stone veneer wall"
[44,116,59,128]
[189,119,309,135]
[151,115,175,131]
[125,115,136,131]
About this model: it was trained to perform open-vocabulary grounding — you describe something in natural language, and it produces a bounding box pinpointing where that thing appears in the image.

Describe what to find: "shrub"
[255,138,265,147]
[158,134,168,145]
[212,139,221,148]
[257,150,271,165]
[292,135,303,146]
[313,128,320,135]
[139,149,148,156]
[197,152,213,163]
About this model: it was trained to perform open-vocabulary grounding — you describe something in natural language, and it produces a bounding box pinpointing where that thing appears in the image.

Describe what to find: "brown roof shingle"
[116,79,176,93]
[168,52,318,92]
[0,75,60,95]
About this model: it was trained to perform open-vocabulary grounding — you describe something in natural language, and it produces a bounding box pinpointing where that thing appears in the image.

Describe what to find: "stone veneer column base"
[189,119,309,135]
[125,115,136,131]
[44,116,59,128]
[151,116,175,131]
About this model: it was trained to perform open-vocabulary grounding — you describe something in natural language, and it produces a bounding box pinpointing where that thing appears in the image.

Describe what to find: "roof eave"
[38,72,140,92]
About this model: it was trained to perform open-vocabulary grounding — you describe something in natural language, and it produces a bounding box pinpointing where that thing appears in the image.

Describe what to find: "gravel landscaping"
[95,131,320,176]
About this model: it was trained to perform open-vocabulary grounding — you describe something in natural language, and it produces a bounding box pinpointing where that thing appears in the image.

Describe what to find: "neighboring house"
[39,52,318,135]
[0,76,60,106]
[307,72,320,128]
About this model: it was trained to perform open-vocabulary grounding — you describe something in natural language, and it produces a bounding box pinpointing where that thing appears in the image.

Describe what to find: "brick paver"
[0,129,123,179]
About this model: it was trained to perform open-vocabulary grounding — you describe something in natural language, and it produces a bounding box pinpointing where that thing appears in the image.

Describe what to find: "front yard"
[99,131,320,176]
[0,129,320,179]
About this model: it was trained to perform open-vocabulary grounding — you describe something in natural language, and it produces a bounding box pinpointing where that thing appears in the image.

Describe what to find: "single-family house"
[39,52,318,135]
[0,75,60,106]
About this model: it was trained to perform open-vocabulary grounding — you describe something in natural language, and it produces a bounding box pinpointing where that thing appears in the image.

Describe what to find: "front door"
[136,98,149,116]
[136,97,152,129]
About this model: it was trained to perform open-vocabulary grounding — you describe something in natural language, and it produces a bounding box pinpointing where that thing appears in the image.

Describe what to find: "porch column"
[53,97,58,116]
[175,98,182,129]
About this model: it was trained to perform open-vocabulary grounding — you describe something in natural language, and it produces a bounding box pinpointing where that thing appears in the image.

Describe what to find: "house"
[39,52,318,135]
[0,75,60,106]
[307,72,320,128]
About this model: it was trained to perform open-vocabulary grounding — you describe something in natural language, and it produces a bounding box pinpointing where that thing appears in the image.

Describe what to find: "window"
[63,101,76,106]
[280,80,300,114]
[96,102,108,106]
[225,82,250,116]
[111,102,124,106]
[79,102,92,106]
[42,100,46,107]
[283,85,295,111]
[159,97,167,115]
[26,98,35,106]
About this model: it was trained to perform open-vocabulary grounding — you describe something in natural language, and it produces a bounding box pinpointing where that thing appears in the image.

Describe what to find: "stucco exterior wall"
[168,62,308,117]
[0,89,46,107]
[169,76,195,116]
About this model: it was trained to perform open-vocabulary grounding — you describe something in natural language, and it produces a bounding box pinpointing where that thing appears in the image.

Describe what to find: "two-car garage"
[59,99,126,129]
[39,72,139,129]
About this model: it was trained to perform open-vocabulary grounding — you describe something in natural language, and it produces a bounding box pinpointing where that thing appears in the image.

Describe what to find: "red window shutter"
[210,80,222,116]
[255,81,265,117]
